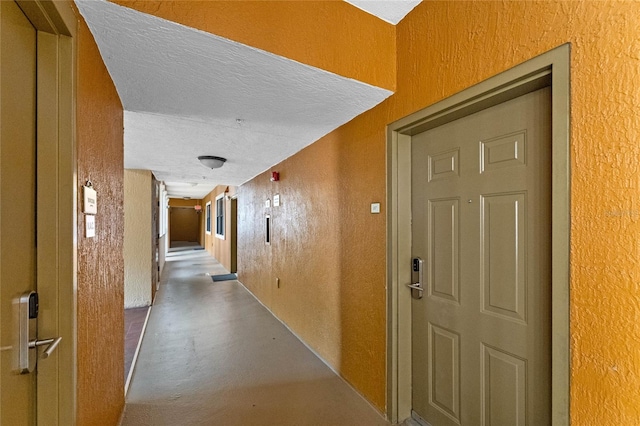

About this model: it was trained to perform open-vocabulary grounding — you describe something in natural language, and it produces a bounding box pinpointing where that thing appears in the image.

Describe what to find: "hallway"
[121,250,390,426]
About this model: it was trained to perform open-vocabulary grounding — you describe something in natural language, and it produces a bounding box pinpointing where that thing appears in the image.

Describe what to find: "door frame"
[386,44,570,424]
[15,1,77,424]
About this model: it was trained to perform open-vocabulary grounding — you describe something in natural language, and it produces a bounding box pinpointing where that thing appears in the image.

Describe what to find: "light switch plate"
[371,202,381,214]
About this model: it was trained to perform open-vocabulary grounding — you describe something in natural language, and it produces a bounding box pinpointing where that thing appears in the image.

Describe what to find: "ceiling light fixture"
[198,155,227,169]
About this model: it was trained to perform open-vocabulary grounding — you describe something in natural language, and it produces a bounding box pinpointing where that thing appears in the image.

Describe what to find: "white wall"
[124,169,152,308]
[159,183,168,278]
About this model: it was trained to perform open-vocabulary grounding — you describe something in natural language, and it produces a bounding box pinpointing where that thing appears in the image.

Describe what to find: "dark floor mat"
[211,273,238,282]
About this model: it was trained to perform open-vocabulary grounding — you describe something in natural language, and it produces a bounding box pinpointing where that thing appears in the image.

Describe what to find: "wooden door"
[411,87,552,425]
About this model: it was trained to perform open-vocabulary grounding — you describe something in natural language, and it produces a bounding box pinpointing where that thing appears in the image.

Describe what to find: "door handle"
[29,336,62,359]
[15,291,62,374]
[409,257,424,299]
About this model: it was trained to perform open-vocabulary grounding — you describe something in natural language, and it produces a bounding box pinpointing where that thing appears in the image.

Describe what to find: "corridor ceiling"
[76,1,419,198]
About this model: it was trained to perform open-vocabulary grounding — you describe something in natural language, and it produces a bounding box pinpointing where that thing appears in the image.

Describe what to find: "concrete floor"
[121,250,390,426]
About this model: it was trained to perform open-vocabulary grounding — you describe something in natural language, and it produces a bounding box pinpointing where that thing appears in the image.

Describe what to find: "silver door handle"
[410,257,424,299]
[29,337,62,359]
[15,291,61,373]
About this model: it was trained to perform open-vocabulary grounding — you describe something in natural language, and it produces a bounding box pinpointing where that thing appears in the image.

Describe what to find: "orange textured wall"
[396,2,640,423]
[238,0,640,420]
[75,10,125,426]
[238,118,388,409]
[202,186,237,272]
[111,0,395,91]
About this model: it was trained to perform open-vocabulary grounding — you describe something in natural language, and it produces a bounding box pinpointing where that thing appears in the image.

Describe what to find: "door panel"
[481,193,526,323]
[428,198,459,303]
[411,87,551,425]
[429,324,460,422]
[0,1,38,424]
[481,344,527,426]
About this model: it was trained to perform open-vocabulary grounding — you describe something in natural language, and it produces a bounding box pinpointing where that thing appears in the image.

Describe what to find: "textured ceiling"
[76,0,392,198]
[345,0,422,24]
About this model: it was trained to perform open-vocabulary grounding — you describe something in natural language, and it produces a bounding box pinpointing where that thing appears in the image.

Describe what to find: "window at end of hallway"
[205,201,212,235]
[215,195,224,240]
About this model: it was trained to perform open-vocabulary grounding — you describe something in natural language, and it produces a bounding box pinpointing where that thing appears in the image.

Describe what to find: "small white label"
[265,199,271,208]
[371,202,381,214]
[83,186,97,215]
[86,215,96,238]
[273,194,280,207]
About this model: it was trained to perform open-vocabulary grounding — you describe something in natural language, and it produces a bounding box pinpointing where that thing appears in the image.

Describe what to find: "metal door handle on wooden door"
[407,257,424,299]
[16,291,62,374]
[28,337,62,359]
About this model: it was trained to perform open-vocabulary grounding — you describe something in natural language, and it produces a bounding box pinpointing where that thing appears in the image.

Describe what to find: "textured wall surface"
[75,0,640,421]
[238,0,640,420]
[238,128,388,409]
[396,2,640,423]
[202,186,237,272]
[76,11,125,426]
[124,169,152,308]
[112,0,396,91]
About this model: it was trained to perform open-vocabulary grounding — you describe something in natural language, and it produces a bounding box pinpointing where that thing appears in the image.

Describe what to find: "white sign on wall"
[83,185,97,215]
[86,214,96,238]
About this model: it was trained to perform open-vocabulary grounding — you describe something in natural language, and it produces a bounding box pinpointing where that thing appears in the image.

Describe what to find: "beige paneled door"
[1,2,74,424]
[411,87,552,425]
[0,1,38,423]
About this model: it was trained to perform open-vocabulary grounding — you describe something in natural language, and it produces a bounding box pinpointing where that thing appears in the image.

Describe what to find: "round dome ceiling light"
[198,155,227,169]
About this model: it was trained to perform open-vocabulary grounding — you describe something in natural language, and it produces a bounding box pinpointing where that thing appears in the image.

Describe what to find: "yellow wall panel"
[124,170,153,308]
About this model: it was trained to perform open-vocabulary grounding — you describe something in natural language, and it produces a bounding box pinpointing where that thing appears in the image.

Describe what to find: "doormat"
[211,273,238,282]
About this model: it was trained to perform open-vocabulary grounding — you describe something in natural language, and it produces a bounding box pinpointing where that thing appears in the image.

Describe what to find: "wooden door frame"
[386,44,570,424]
[16,1,77,424]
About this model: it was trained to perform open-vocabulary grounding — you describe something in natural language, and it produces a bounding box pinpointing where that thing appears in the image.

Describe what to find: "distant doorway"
[169,207,200,247]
